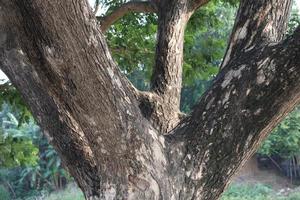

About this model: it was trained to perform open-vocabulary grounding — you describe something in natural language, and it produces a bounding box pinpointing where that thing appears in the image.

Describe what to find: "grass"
[28,184,85,200]
[33,182,300,200]
[221,183,300,200]
[45,184,84,200]
[0,185,10,200]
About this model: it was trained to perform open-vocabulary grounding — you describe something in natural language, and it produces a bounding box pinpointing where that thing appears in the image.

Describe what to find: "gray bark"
[141,0,191,133]
[0,0,168,198]
[0,0,299,200]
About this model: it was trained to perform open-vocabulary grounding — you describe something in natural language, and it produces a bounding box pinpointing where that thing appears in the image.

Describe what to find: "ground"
[40,157,300,200]
[235,156,295,190]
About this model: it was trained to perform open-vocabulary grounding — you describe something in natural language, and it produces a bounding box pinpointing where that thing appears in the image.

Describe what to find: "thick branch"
[0,2,99,194]
[0,0,169,198]
[189,0,210,12]
[166,0,298,199]
[144,0,190,133]
[221,0,292,69]
[100,1,157,32]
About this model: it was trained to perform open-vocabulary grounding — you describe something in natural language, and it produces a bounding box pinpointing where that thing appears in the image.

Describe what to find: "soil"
[234,156,296,190]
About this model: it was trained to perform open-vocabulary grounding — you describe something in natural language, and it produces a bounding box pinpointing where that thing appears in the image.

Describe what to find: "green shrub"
[0,104,70,199]
[286,191,300,200]
[0,104,39,168]
[221,183,275,200]
[44,184,84,200]
[258,107,300,159]
[222,183,300,200]
[0,185,10,200]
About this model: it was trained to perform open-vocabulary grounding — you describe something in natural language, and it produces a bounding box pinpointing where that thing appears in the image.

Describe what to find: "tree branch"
[0,0,168,198]
[189,0,210,12]
[220,0,292,69]
[99,1,158,32]
[167,0,298,199]
[146,0,190,132]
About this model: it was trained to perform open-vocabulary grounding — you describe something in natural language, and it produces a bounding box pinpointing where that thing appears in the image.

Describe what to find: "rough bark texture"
[141,0,191,133]
[0,0,168,199]
[168,1,297,199]
[0,0,299,200]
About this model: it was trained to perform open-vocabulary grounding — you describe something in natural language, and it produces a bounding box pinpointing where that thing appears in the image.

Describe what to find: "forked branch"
[166,0,299,199]
[0,0,162,197]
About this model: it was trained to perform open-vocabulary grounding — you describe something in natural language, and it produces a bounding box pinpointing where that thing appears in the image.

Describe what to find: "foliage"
[183,1,236,84]
[287,2,300,35]
[0,103,70,199]
[44,183,84,200]
[0,83,31,123]
[0,104,39,168]
[180,80,212,112]
[106,12,157,81]
[104,0,237,86]
[221,183,300,200]
[221,183,274,200]
[18,138,70,193]
[285,191,300,200]
[0,185,10,200]
[258,107,300,159]
[39,182,300,200]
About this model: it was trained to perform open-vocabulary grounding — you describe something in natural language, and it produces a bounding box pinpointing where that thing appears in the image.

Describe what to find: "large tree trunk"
[0,0,299,200]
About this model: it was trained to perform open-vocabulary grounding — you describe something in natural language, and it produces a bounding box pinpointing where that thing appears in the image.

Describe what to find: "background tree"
[0,0,299,200]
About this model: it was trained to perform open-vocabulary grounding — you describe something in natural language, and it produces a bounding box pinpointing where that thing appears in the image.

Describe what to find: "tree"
[0,0,299,199]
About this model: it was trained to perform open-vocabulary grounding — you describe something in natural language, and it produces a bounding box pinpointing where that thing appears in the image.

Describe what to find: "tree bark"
[0,0,299,200]
[140,0,191,133]
[0,0,169,199]
[168,0,297,199]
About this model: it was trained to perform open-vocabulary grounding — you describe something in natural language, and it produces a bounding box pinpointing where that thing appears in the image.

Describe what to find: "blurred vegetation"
[106,0,237,87]
[43,184,84,200]
[0,104,38,168]
[221,183,300,200]
[33,183,300,200]
[0,103,70,199]
[258,107,300,159]
[288,5,300,35]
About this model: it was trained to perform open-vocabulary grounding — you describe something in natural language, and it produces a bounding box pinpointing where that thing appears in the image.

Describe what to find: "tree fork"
[140,0,192,133]
[0,0,300,200]
[168,0,298,199]
[0,0,169,199]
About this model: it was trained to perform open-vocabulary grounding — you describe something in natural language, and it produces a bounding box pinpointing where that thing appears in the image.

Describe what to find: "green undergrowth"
[221,183,300,200]
[30,184,84,200]
[33,182,300,200]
